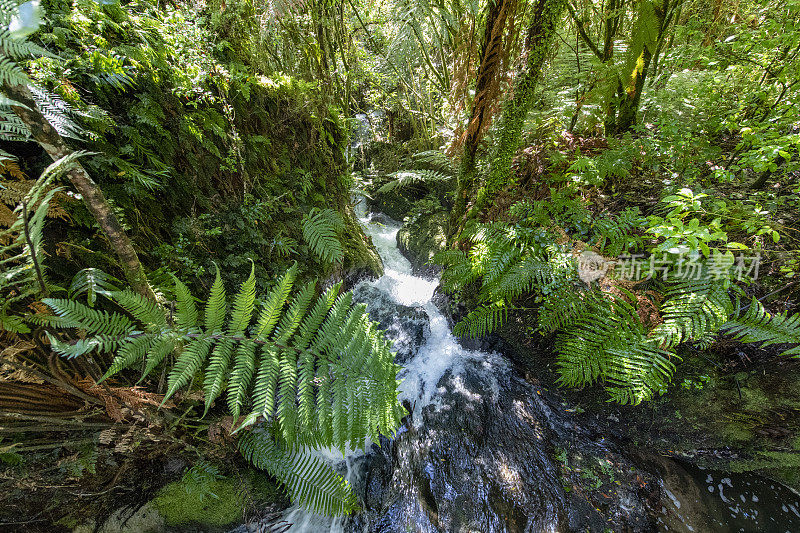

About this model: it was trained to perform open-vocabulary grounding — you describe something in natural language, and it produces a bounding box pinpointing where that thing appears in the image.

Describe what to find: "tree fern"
[41,264,404,516]
[302,207,344,264]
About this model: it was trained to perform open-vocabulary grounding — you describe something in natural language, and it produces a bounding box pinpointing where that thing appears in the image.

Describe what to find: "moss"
[152,470,282,529]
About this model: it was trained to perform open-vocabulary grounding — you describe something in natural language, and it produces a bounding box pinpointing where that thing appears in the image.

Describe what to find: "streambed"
[237,205,800,533]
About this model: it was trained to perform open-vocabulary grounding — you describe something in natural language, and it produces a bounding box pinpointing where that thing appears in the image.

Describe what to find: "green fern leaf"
[302,208,344,264]
[255,263,297,338]
[238,429,357,516]
[227,339,258,420]
[228,262,256,334]
[204,266,226,332]
[173,275,198,329]
[163,337,212,403]
[722,298,800,356]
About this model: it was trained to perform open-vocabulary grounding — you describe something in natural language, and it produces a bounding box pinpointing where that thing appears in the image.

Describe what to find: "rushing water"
[231,202,800,533]
[276,201,503,532]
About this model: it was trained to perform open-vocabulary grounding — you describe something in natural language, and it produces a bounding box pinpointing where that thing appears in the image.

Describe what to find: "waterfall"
[233,202,800,533]
[274,201,501,532]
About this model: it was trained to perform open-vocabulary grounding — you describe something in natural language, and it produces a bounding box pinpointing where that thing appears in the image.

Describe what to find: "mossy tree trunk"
[452,0,567,232]
[453,0,516,235]
[4,82,155,301]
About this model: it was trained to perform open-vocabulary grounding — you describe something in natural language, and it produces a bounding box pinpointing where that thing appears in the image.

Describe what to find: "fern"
[0,1,83,142]
[0,152,87,332]
[377,169,454,194]
[592,207,645,256]
[68,268,120,307]
[42,264,404,516]
[302,207,344,264]
[722,299,800,356]
[650,275,733,349]
[238,428,357,516]
[453,301,508,339]
[435,198,800,404]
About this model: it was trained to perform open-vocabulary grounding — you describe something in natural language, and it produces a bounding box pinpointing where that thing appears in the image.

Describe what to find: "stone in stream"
[351,283,429,364]
[346,355,657,532]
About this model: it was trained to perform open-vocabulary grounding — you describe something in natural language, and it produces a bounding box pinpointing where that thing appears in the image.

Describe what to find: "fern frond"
[273,280,316,344]
[454,301,507,339]
[204,266,226,332]
[605,337,676,405]
[249,345,280,420]
[227,339,258,420]
[651,276,732,348]
[140,334,178,381]
[110,289,168,329]
[255,263,297,338]
[41,298,134,337]
[722,299,800,356]
[481,255,554,302]
[43,265,403,516]
[238,429,357,516]
[99,333,157,381]
[173,275,198,329]
[203,339,236,415]
[302,208,344,263]
[163,337,212,402]
[377,169,454,194]
[228,262,256,334]
[68,268,119,307]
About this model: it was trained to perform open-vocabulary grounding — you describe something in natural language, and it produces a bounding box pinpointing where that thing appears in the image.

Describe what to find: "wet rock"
[74,503,165,533]
[351,284,429,363]
[349,357,598,531]
[397,210,448,276]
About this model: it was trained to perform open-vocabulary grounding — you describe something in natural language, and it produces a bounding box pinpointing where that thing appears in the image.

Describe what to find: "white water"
[278,201,500,532]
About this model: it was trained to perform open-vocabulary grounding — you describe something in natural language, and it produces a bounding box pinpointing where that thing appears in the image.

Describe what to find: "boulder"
[397,210,448,276]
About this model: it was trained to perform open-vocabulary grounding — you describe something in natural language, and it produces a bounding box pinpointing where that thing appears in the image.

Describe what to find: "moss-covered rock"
[151,468,284,530]
[396,197,448,274]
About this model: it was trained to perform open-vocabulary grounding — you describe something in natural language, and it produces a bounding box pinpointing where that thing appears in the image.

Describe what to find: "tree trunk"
[467,0,567,217]
[613,46,653,134]
[452,0,516,233]
[4,82,156,301]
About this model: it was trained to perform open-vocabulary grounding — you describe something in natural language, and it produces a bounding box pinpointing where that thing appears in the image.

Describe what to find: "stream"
[235,203,800,533]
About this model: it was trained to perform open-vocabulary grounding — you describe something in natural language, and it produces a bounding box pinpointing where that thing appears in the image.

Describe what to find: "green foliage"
[41,263,404,516]
[302,208,344,264]
[377,150,457,194]
[153,462,280,528]
[723,299,800,356]
[0,152,88,332]
[238,428,357,516]
[437,192,800,404]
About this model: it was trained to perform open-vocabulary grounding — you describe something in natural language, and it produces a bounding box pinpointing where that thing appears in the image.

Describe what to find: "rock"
[369,186,417,221]
[397,210,448,276]
[347,353,662,532]
[351,284,429,363]
[75,503,165,533]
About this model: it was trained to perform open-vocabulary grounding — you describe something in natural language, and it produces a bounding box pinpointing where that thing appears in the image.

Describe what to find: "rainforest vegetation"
[0,0,799,530]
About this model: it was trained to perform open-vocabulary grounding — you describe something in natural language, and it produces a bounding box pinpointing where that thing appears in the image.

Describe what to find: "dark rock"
[397,210,448,276]
[347,354,662,532]
[351,284,429,363]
